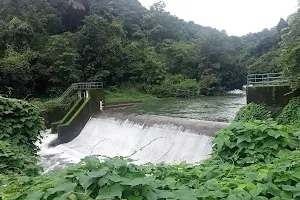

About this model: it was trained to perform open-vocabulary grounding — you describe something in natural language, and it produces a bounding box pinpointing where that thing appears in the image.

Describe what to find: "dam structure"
[41,82,228,171]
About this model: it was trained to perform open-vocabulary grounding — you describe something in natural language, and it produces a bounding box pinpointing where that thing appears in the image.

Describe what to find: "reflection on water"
[123,93,246,122]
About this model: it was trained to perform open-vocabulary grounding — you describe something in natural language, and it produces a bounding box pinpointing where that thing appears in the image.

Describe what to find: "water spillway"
[40,113,228,172]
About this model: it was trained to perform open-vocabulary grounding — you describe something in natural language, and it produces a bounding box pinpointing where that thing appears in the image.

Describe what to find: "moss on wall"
[247,86,299,109]
[51,98,83,132]
[56,89,104,143]
[57,98,95,143]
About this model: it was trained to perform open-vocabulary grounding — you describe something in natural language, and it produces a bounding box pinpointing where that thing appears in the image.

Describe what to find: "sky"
[138,0,299,36]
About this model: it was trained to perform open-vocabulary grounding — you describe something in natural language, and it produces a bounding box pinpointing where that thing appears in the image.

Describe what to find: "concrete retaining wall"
[247,86,299,109]
[57,89,104,143]
[95,112,229,137]
[52,98,83,133]
[58,98,96,143]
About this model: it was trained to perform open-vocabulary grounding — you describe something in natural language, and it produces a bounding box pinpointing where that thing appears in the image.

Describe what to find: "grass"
[105,89,158,103]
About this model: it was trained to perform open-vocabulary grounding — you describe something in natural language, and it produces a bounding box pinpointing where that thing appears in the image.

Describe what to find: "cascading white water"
[227,89,246,95]
[40,117,216,172]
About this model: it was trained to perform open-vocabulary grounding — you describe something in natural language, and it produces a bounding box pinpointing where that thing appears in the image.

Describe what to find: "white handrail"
[247,73,288,86]
[56,82,103,102]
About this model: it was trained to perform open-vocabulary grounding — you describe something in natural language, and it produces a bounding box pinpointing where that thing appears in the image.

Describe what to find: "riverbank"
[105,89,158,103]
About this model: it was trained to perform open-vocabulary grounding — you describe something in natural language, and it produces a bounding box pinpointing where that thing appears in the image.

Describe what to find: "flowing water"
[39,117,223,172]
[123,92,246,122]
[40,92,246,171]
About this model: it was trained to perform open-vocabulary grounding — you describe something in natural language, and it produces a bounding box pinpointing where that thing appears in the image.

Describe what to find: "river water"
[123,91,246,122]
[39,91,246,171]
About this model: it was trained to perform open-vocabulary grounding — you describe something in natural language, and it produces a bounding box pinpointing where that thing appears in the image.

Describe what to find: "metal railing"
[247,73,288,86]
[57,82,103,102]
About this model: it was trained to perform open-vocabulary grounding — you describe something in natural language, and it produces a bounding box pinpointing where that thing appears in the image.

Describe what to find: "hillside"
[0,0,299,98]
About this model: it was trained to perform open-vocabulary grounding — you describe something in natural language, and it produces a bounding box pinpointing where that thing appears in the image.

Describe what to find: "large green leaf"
[98,183,124,199]
[87,167,109,178]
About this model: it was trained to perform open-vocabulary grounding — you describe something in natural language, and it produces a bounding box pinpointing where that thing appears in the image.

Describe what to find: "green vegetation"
[0,0,249,99]
[2,119,300,199]
[3,0,300,199]
[0,141,41,176]
[3,92,300,199]
[150,75,199,98]
[0,0,299,99]
[1,0,300,98]
[277,97,300,127]
[214,120,300,165]
[234,103,272,122]
[0,97,44,152]
[0,97,44,176]
[105,89,158,103]
[31,96,77,127]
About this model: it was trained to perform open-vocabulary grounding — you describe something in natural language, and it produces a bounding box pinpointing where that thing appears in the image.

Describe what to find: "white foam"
[39,117,214,171]
[228,89,246,95]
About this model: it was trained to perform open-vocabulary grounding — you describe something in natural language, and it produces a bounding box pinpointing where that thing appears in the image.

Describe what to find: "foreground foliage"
[0,141,41,176]
[214,120,300,165]
[0,97,44,152]
[0,97,44,176]
[277,96,300,127]
[234,103,272,122]
[2,120,300,199]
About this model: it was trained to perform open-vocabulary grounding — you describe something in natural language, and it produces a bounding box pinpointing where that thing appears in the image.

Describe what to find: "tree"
[121,41,166,84]
[150,1,166,12]
[40,33,81,95]
[0,48,34,96]
[281,40,300,89]
[78,15,125,83]
[277,18,288,34]
[5,17,34,52]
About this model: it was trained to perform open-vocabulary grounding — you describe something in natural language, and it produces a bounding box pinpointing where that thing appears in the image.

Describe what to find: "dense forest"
[0,0,299,98]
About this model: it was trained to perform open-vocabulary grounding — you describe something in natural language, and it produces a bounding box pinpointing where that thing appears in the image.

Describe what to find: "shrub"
[32,96,77,127]
[0,97,44,152]
[234,103,272,122]
[4,151,300,200]
[213,120,300,165]
[0,97,44,176]
[277,96,300,127]
[151,75,199,98]
[0,141,41,176]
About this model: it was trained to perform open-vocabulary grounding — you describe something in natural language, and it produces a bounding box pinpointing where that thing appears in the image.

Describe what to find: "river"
[39,90,246,171]
[122,91,246,122]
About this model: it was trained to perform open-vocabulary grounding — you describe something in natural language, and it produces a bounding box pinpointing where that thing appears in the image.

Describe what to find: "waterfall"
[39,115,228,172]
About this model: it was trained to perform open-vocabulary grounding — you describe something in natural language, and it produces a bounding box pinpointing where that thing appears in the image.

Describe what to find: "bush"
[0,141,41,176]
[4,151,300,200]
[234,103,272,122]
[105,85,158,103]
[277,96,300,127]
[32,96,77,127]
[0,97,44,176]
[151,75,199,98]
[213,120,300,165]
[0,97,44,152]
